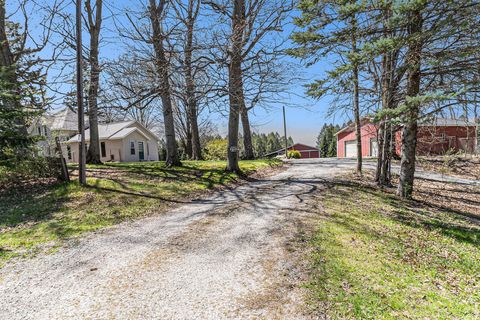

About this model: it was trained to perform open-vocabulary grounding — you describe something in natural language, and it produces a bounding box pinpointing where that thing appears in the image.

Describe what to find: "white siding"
[121,131,159,162]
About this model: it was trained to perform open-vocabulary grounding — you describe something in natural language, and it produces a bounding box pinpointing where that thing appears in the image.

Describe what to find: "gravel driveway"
[0,161,342,320]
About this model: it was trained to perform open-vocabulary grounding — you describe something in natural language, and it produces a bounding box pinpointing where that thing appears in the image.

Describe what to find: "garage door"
[370,138,378,157]
[345,141,357,158]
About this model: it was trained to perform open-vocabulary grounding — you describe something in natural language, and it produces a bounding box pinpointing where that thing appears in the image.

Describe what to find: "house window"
[67,145,72,160]
[43,125,48,136]
[130,141,135,155]
[101,142,106,158]
[146,142,150,156]
[37,126,42,135]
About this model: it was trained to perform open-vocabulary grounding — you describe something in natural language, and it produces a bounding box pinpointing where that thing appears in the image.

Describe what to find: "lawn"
[0,159,280,266]
[305,176,480,319]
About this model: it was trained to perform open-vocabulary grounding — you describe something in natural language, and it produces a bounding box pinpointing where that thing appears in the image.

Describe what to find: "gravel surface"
[0,161,341,320]
[289,158,480,186]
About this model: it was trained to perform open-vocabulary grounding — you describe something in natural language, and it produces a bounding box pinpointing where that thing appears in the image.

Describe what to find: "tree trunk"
[188,99,202,160]
[185,116,193,158]
[376,6,395,187]
[375,123,384,181]
[86,0,103,164]
[149,0,181,167]
[240,103,254,160]
[226,0,245,173]
[397,8,423,198]
[378,51,393,186]
[351,17,362,174]
[184,11,202,160]
[379,121,392,186]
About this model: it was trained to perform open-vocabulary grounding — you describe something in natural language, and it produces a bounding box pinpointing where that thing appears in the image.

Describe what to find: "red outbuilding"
[265,143,320,158]
[336,118,477,158]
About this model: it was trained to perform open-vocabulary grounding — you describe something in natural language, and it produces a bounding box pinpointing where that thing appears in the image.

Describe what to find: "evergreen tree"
[289,0,365,172]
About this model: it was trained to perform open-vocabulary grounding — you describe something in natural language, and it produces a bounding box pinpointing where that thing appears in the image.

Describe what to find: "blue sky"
[18,0,353,147]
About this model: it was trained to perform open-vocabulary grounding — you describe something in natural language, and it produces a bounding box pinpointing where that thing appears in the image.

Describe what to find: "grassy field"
[0,159,280,266]
[306,178,480,319]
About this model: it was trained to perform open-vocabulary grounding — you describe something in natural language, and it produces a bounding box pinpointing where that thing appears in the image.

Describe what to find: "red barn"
[395,119,477,155]
[265,143,320,158]
[336,118,477,158]
[336,120,379,158]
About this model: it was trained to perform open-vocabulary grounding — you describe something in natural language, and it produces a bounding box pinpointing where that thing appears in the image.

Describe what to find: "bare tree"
[116,0,182,166]
[104,53,163,129]
[206,0,292,169]
[172,0,203,159]
[147,0,181,166]
[85,0,103,164]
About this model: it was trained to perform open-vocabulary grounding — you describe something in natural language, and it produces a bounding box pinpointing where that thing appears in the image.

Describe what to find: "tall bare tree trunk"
[183,2,202,160]
[149,0,181,167]
[86,0,102,164]
[226,0,245,172]
[351,17,362,174]
[397,8,423,198]
[240,103,254,160]
[185,115,193,158]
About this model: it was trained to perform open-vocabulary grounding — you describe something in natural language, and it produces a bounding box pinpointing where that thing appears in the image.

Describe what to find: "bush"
[287,149,301,159]
[0,156,63,189]
[204,139,228,160]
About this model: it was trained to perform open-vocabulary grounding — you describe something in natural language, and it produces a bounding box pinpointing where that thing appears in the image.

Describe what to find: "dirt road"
[0,161,342,320]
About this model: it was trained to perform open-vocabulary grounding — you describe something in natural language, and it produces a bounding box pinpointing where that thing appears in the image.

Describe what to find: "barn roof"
[419,118,477,127]
[335,117,478,136]
[335,118,373,136]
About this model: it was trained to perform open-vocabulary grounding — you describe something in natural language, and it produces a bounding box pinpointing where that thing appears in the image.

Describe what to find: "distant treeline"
[162,131,294,161]
[251,132,294,158]
[316,123,349,158]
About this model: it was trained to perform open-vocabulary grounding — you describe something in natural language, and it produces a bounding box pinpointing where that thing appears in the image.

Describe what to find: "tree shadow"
[0,182,72,229]
[328,178,480,247]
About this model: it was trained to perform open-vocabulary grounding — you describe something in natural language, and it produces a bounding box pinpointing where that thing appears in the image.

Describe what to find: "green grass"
[307,182,480,319]
[0,159,281,266]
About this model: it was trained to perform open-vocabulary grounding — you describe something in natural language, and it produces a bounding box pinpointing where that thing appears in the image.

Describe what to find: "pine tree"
[289,0,365,172]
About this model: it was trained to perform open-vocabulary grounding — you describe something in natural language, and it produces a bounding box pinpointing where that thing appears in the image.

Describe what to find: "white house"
[66,120,159,163]
[28,108,81,158]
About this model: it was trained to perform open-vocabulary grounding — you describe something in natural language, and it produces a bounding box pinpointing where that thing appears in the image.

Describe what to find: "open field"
[303,170,480,319]
[0,160,281,266]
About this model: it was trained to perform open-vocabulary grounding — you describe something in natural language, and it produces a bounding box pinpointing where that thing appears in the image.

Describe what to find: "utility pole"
[76,0,86,185]
[283,106,288,158]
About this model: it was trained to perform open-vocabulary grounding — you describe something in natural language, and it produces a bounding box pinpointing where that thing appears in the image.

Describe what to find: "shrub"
[287,149,301,159]
[0,156,62,189]
[204,139,228,160]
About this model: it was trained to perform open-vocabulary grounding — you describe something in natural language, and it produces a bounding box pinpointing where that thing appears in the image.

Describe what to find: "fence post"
[55,137,70,182]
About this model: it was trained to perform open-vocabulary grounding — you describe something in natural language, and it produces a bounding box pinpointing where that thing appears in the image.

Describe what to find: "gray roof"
[419,118,477,127]
[67,120,158,143]
[48,108,83,132]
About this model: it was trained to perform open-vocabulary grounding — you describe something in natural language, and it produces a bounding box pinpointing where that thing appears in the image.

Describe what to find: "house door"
[138,142,145,161]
